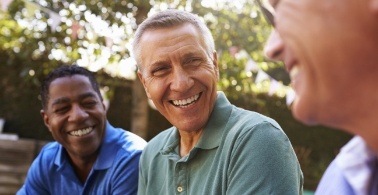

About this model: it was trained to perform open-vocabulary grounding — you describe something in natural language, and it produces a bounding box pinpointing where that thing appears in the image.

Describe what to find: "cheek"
[201,69,218,87]
[145,80,167,101]
[47,119,62,134]
[48,123,64,142]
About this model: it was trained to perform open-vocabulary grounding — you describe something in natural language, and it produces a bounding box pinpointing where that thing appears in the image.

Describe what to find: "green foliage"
[0,0,352,190]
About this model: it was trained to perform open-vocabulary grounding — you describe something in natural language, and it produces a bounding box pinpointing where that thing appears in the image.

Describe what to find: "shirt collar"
[195,91,232,149]
[335,136,377,195]
[94,122,120,169]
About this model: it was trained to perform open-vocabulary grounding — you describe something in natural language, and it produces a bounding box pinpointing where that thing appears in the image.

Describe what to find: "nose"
[68,104,88,122]
[264,29,284,61]
[170,67,194,92]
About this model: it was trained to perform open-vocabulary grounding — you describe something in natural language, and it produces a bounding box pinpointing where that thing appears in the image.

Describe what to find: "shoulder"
[106,125,147,153]
[315,160,354,194]
[100,128,146,172]
[233,106,281,127]
[35,141,60,162]
[226,106,286,141]
[149,127,175,143]
[221,106,296,163]
[141,127,176,157]
[120,130,147,152]
[27,142,59,176]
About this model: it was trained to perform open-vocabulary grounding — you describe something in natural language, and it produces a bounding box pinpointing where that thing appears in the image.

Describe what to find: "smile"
[68,127,93,137]
[171,93,201,107]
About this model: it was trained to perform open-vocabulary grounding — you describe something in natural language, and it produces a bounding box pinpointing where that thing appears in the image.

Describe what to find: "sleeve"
[227,122,303,195]
[111,150,143,195]
[137,150,147,195]
[16,149,50,195]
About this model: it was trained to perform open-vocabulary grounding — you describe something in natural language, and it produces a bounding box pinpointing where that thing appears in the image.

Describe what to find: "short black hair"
[40,65,103,109]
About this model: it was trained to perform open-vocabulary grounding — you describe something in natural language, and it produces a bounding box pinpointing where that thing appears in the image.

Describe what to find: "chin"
[292,100,319,126]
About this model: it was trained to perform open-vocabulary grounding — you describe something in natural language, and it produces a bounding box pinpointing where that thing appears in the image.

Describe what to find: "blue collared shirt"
[315,136,378,195]
[17,122,146,195]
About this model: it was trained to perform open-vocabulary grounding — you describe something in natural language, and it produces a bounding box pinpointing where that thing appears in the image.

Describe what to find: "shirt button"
[177,186,183,192]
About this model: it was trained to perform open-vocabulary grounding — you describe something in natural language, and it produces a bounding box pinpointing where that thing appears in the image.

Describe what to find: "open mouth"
[170,92,202,107]
[68,127,94,137]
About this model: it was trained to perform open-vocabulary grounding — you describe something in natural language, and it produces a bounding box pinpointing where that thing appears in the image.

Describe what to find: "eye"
[184,58,202,66]
[82,100,98,108]
[152,66,171,77]
[54,106,69,114]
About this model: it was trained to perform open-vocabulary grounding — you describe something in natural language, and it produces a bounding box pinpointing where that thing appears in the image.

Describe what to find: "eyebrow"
[181,52,205,64]
[182,52,201,59]
[150,59,170,68]
[148,51,204,69]
[51,97,70,106]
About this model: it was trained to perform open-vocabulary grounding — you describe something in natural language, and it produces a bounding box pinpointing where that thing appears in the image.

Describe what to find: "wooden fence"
[0,138,47,195]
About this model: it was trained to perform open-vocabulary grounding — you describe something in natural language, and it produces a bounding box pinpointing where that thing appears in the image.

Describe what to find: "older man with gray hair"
[133,9,303,195]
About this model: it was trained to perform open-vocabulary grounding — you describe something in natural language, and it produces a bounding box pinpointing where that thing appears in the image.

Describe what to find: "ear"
[137,70,151,99]
[212,51,219,79]
[40,109,52,133]
[101,101,107,112]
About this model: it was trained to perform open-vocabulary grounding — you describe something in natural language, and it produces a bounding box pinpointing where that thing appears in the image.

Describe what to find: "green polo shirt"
[138,92,303,195]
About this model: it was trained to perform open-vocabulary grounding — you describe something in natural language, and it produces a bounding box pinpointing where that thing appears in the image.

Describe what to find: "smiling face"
[264,0,378,128]
[41,75,106,160]
[137,23,219,133]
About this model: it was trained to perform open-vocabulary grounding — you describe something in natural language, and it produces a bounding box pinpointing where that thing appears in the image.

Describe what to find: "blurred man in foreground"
[261,0,378,194]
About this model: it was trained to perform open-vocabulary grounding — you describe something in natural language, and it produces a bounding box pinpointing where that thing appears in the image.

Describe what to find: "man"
[132,9,303,194]
[261,0,378,194]
[17,65,146,195]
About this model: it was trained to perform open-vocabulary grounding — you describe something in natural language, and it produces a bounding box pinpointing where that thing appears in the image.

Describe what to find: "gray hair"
[132,9,215,69]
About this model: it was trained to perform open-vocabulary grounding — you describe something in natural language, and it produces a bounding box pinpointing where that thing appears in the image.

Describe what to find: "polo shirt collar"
[160,129,180,160]
[93,122,119,170]
[196,92,232,149]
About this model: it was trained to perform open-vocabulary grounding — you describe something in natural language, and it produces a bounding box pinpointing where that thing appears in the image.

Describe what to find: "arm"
[16,150,50,195]
[227,122,303,195]
[137,152,147,195]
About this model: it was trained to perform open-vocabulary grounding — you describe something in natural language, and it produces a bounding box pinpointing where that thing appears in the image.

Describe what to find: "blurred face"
[137,23,219,133]
[41,75,106,160]
[263,0,377,127]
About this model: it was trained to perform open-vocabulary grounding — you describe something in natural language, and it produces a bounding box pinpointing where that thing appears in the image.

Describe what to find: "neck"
[336,83,378,155]
[73,161,93,183]
[179,129,203,157]
[68,152,97,183]
[321,72,378,155]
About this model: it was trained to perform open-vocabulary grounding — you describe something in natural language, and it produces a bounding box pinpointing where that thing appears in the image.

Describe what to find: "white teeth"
[172,94,199,106]
[69,127,93,137]
[289,66,299,80]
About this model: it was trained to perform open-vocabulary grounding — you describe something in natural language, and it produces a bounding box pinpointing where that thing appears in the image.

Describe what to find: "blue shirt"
[315,136,378,195]
[138,92,303,195]
[17,122,146,195]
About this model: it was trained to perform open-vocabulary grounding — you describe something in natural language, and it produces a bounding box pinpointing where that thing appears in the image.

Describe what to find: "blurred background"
[0,0,351,194]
